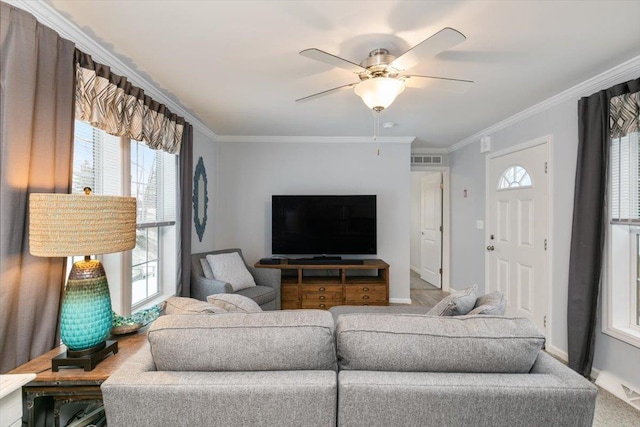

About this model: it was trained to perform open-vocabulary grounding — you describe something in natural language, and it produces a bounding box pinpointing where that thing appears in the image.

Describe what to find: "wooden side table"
[7,331,147,427]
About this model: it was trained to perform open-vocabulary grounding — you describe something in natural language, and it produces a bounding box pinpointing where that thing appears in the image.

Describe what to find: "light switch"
[476,220,484,230]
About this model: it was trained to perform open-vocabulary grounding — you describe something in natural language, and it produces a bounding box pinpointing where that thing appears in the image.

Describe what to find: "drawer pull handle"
[363,295,370,300]
[319,296,326,300]
[319,304,326,308]
[319,287,325,291]
[363,287,369,292]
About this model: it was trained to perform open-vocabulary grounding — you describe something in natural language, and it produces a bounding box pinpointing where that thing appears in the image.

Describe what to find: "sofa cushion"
[164,296,227,315]
[469,291,506,315]
[149,311,337,371]
[235,285,276,306]
[206,293,263,313]
[336,314,545,373]
[206,252,256,291]
[200,258,214,279]
[426,284,477,316]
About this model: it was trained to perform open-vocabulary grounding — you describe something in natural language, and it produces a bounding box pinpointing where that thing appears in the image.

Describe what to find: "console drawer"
[302,285,342,293]
[345,285,386,302]
[301,292,342,303]
[301,301,340,310]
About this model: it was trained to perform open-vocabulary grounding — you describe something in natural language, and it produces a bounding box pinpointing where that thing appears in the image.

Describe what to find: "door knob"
[486,245,495,251]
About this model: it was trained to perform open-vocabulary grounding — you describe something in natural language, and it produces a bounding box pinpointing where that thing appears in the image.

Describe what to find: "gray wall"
[449,65,640,388]
[215,141,412,302]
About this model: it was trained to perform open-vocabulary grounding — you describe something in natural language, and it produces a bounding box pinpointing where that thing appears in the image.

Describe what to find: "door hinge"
[439,225,443,232]
[543,315,547,328]
[544,239,548,251]
[440,182,443,190]
[544,161,548,174]
[439,268,443,275]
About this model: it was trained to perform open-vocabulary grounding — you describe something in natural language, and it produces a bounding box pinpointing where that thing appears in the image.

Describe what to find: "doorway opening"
[410,169,450,291]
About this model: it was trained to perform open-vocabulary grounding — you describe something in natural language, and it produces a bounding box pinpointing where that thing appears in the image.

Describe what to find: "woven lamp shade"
[29,193,137,257]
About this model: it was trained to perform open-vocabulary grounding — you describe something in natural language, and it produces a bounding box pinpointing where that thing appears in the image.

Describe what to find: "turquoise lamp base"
[56,259,115,371]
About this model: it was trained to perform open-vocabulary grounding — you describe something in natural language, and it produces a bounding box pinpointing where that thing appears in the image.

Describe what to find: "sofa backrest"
[336,314,545,373]
[149,311,337,372]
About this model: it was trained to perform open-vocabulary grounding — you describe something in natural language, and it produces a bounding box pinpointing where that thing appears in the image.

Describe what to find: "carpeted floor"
[593,387,640,426]
[408,270,640,426]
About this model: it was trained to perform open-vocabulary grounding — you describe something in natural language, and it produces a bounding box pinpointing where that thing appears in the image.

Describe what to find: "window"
[71,120,178,314]
[498,165,532,189]
[604,129,640,346]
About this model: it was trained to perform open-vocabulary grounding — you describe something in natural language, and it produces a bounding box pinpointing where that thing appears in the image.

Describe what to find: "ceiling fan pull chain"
[372,109,379,141]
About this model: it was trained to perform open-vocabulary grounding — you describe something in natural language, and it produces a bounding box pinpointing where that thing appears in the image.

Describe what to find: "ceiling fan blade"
[295,82,360,103]
[300,48,365,73]
[390,27,467,72]
[403,75,473,93]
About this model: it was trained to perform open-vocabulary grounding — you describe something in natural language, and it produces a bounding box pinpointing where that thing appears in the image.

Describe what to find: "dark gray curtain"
[567,78,640,377]
[0,3,75,373]
[178,124,193,297]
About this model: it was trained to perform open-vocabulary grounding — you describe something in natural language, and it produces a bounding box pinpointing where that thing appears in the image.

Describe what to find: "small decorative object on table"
[111,303,163,335]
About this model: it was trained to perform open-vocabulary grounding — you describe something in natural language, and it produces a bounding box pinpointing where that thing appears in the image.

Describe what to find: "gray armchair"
[191,248,281,310]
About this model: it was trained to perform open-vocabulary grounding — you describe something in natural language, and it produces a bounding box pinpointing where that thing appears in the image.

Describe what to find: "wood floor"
[392,270,449,308]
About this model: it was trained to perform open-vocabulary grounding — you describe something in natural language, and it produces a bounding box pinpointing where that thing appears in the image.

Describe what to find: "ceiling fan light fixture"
[354,77,405,112]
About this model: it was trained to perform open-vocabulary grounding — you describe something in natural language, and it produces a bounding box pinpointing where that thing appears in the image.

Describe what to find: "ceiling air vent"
[411,155,442,165]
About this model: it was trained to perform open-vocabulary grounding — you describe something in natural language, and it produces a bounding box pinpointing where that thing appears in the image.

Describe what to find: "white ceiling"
[47,0,640,149]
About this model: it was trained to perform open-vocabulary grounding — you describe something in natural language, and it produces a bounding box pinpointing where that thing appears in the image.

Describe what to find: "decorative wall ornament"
[193,157,208,242]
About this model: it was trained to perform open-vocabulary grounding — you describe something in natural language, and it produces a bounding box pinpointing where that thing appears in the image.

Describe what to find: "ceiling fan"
[296,27,473,112]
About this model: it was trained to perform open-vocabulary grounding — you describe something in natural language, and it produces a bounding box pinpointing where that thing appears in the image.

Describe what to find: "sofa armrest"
[248,266,281,291]
[530,351,599,392]
[191,275,233,301]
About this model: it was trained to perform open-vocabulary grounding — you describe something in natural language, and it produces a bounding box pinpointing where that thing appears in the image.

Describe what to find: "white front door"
[421,172,442,288]
[486,141,549,333]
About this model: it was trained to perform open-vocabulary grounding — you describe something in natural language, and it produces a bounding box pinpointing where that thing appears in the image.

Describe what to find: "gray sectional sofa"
[101,310,597,427]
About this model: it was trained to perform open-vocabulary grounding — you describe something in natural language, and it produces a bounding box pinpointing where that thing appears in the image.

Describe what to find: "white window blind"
[611,132,640,224]
[130,140,177,228]
[72,120,121,195]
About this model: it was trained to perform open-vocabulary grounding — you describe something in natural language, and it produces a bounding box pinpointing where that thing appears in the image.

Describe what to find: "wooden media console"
[254,259,389,310]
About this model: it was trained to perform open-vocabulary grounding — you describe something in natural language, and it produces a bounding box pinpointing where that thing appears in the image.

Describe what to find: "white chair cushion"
[206,252,256,291]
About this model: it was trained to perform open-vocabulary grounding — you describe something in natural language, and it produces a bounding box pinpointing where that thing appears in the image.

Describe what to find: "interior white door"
[486,142,548,333]
[421,172,442,288]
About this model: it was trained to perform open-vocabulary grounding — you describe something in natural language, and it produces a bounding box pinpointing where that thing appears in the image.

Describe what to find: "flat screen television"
[272,195,377,255]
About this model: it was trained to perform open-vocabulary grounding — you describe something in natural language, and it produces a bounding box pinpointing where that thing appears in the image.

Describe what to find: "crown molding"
[448,55,640,153]
[216,135,415,144]
[6,0,218,142]
[411,147,449,155]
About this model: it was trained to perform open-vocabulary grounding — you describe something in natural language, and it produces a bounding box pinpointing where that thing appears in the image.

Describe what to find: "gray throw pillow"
[427,284,477,316]
[469,291,506,315]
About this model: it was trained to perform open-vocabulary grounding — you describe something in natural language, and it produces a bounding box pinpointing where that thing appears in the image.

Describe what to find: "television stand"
[288,257,364,266]
[255,259,389,309]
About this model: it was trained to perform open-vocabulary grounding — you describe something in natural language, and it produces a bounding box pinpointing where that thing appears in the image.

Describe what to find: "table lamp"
[29,188,136,371]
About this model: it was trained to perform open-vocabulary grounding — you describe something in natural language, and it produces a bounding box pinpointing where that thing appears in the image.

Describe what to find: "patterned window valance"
[610,91,639,139]
[74,49,184,154]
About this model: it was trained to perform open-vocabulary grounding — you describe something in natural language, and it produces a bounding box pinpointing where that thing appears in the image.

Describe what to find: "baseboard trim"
[545,345,568,362]
[389,298,412,305]
[595,371,640,411]
[410,265,420,274]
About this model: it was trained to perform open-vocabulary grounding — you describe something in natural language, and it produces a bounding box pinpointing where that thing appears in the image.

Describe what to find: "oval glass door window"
[498,165,532,189]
